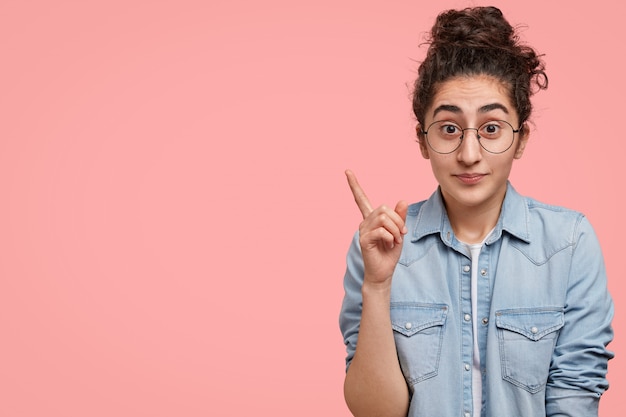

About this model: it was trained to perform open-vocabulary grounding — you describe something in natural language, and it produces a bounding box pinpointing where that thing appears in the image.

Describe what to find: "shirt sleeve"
[545,216,614,417]
[338,232,364,372]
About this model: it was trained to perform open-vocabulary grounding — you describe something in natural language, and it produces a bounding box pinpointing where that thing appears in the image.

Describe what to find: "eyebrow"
[432,103,510,118]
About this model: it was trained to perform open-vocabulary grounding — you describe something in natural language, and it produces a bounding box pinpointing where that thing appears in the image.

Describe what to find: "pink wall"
[0,0,623,415]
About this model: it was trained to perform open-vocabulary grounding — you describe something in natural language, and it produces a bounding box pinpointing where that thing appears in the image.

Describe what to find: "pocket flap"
[390,303,448,337]
[495,308,564,341]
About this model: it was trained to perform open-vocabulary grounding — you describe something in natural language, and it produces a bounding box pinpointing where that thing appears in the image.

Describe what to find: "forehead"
[429,75,515,119]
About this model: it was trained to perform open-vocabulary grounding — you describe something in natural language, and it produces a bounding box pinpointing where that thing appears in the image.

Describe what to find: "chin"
[443,183,504,208]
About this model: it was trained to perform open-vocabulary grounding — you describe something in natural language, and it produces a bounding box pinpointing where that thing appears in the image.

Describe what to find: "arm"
[340,171,410,417]
[545,216,614,417]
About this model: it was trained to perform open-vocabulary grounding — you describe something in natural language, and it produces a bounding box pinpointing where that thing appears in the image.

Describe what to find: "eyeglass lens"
[424,120,516,154]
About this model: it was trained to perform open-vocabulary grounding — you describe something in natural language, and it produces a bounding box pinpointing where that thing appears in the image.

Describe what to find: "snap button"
[463,265,470,273]
[464,314,471,322]
[464,363,470,371]
[530,326,538,334]
[481,317,489,325]
[480,268,487,276]
[405,322,412,330]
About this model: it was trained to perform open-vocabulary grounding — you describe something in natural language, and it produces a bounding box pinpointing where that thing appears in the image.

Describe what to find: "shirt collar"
[410,182,531,244]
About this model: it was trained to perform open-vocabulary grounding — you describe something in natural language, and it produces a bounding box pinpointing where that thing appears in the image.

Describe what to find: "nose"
[457,128,482,165]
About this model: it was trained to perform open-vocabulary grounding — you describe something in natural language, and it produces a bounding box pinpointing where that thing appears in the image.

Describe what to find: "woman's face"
[417,75,529,213]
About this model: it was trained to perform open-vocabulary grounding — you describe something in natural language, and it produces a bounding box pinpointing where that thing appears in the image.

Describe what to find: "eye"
[438,122,461,138]
[479,122,502,139]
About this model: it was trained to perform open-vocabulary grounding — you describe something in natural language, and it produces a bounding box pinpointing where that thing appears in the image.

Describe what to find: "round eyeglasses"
[421,120,520,154]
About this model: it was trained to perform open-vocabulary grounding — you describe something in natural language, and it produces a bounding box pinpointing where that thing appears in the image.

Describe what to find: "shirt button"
[530,326,538,334]
[480,268,487,276]
[481,317,489,325]
[404,322,412,330]
[463,265,470,273]
[464,314,471,322]
[464,413,471,417]
[464,363,470,371]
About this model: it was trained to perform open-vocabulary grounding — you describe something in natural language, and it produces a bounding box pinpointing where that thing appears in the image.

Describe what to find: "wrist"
[362,278,393,297]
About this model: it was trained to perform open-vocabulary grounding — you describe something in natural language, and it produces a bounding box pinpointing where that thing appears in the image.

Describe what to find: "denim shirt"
[339,183,614,417]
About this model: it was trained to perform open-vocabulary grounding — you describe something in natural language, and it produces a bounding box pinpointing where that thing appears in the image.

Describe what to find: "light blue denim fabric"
[339,183,614,417]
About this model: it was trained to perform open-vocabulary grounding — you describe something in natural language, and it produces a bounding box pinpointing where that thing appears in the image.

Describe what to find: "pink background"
[0,0,623,415]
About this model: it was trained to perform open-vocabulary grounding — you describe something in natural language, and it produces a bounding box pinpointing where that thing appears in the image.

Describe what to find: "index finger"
[345,169,373,218]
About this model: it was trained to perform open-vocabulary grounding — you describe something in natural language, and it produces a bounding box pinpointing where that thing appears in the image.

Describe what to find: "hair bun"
[429,6,515,51]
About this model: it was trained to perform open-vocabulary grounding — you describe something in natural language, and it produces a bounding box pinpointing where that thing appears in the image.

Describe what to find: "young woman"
[339,6,614,417]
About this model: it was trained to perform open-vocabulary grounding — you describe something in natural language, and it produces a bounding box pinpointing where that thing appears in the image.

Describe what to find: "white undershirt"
[461,229,494,417]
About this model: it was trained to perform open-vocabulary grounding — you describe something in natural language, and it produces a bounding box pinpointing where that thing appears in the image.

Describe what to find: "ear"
[513,123,529,160]
[416,124,430,159]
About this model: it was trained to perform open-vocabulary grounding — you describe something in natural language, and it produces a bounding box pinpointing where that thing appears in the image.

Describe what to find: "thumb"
[395,200,409,234]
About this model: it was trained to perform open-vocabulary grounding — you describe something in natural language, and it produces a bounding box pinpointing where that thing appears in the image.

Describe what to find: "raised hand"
[345,170,408,285]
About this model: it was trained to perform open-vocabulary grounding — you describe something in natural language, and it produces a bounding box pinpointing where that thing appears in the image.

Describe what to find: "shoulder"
[524,195,588,238]
[506,191,599,264]
[502,184,588,241]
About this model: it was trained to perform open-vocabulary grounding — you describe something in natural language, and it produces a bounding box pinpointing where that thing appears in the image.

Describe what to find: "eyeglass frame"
[420,119,521,154]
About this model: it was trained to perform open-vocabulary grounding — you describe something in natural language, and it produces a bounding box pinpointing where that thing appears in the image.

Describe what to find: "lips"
[456,173,486,184]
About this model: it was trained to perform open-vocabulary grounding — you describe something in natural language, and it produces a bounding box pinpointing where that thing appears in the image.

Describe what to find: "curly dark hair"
[412,6,548,134]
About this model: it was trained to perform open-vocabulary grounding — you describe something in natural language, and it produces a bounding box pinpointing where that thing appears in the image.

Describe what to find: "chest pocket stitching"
[390,303,448,385]
[495,308,564,393]
[496,310,564,340]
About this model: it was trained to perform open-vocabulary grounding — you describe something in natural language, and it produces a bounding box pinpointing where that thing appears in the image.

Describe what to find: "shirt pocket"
[390,303,448,385]
[495,308,564,393]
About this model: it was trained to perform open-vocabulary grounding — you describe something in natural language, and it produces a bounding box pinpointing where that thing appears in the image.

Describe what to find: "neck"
[443,193,503,245]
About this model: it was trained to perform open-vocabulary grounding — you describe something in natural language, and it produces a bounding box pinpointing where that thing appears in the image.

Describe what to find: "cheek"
[490,156,516,175]
[428,156,454,176]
